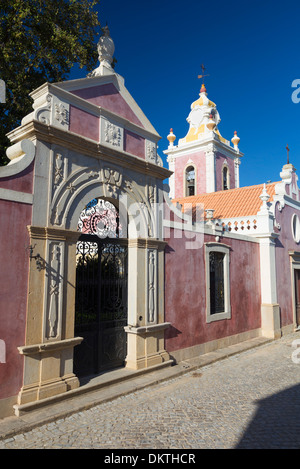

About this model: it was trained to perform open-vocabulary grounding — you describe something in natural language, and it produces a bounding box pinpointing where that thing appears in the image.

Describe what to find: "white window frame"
[205,242,231,323]
[291,213,300,244]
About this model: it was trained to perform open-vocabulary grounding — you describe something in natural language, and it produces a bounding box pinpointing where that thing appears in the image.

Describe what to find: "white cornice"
[273,193,300,211]
[6,120,172,181]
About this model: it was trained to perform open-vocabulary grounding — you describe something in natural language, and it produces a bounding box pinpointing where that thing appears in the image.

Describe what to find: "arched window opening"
[222,166,229,191]
[186,166,195,196]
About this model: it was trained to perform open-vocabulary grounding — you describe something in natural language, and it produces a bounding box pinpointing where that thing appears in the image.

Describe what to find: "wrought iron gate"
[209,251,225,315]
[74,234,128,377]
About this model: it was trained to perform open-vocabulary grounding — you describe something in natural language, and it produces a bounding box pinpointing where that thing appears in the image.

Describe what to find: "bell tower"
[164,81,243,199]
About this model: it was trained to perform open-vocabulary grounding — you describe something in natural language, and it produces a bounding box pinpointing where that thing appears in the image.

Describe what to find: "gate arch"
[74,197,128,377]
[50,163,153,239]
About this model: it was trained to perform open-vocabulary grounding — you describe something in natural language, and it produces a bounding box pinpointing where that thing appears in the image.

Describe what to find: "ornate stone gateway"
[74,199,128,376]
[4,27,172,416]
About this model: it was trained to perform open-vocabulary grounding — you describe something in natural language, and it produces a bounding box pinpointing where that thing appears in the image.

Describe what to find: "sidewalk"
[0,335,272,440]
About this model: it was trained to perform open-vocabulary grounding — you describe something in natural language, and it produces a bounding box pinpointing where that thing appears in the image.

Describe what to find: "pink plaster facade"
[174,151,206,198]
[0,161,34,193]
[0,162,33,406]
[124,130,145,159]
[173,149,237,199]
[215,152,235,191]
[164,226,261,354]
[71,83,144,128]
[69,105,99,141]
[0,201,32,401]
[68,83,148,160]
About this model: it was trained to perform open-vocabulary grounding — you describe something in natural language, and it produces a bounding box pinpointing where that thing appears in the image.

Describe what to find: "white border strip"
[0,187,33,205]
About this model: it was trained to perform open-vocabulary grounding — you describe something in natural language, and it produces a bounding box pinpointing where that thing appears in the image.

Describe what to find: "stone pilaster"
[15,226,82,413]
[125,238,171,369]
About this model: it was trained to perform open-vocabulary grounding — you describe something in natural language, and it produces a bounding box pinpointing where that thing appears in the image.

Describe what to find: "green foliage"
[0,0,101,165]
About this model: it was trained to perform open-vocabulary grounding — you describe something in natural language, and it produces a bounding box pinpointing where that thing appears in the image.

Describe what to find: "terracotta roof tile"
[173,182,279,219]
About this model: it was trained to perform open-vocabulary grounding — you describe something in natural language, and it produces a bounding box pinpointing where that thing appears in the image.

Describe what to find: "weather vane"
[198,64,209,85]
[286,144,290,165]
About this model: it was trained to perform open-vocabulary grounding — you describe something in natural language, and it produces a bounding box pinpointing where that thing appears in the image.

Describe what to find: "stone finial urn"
[97,25,115,69]
[89,25,115,77]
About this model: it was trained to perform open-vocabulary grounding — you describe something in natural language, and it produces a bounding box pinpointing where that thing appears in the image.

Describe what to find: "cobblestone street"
[1,333,300,450]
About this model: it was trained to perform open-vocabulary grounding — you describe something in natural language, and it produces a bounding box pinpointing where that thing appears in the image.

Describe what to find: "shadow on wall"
[165,325,182,340]
[236,383,300,449]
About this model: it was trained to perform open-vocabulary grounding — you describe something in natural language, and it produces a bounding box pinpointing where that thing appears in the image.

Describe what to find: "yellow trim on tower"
[191,98,215,109]
[185,124,205,142]
[215,128,229,145]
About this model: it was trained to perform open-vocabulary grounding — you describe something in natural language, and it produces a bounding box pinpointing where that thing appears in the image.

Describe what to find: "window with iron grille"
[209,251,225,314]
[205,243,231,323]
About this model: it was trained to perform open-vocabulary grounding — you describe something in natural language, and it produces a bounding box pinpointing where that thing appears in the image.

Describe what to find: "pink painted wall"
[71,83,144,128]
[215,152,235,191]
[69,105,99,141]
[291,172,300,201]
[164,228,261,354]
[174,151,206,198]
[124,130,145,159]
[274,202,300,327]
[0,199,32,401]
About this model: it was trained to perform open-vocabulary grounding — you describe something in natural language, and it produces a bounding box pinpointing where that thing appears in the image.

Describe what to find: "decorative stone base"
[15,373,79,408]
[261,303,281,339]
[15,337,82,413]
[126,351,171,370]
[125,322,171,370]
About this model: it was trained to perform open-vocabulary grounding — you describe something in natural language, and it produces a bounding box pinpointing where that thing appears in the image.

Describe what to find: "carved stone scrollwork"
[50,160,153,233]
[36,94,52,125]
[147,182,156,237]
[104,121,121,147]
[55,103,69,126]
[156,154,163,166]
[50,165,100,226]
[148,185,155,205]
[148,249,156,323]
[276,201,283,212]
[146,141,157,163]
[103,167,122,196]
[103,167,122,187]
[53,153,64,190]
[53,207,62,226]
[146,141,163,166]
[273,201,283,231]
[47,243,62,339]
[274,220,281,230]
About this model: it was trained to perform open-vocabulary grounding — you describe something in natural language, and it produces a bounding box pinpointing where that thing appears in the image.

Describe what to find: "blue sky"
[71,0,300,188]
